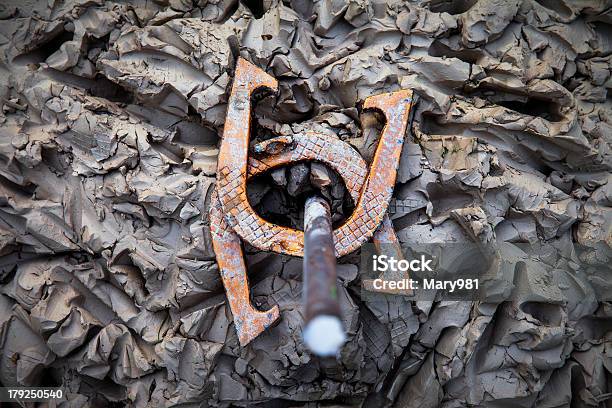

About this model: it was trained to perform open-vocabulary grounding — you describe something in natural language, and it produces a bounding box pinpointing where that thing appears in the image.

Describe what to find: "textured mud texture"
[0,0,611,407]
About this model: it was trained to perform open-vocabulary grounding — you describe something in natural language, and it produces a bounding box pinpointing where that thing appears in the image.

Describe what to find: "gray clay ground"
[0,0,611,407]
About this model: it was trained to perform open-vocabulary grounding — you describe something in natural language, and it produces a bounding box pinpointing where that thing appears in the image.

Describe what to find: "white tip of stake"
[303,315,346,357]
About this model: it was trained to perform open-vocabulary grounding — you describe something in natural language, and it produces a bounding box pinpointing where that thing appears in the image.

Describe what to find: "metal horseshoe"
[209,58,414,345]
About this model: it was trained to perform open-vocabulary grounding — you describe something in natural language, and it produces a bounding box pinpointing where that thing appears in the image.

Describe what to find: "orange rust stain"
[209,58,414,345]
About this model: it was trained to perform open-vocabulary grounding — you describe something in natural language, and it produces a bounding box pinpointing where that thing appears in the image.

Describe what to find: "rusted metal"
[302,196,345,356]
[209,189,280,346]
[303,196,341,323]
[363,216,414,295]
[210,58,414,346]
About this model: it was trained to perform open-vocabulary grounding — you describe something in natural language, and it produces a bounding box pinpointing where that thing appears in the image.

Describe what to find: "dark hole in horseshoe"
[247,162,355,231]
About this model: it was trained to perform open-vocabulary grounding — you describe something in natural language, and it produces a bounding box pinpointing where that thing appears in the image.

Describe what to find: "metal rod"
[302,196,345,356]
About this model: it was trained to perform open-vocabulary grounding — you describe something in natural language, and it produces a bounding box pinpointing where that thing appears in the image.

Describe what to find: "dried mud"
[0,0,610,407]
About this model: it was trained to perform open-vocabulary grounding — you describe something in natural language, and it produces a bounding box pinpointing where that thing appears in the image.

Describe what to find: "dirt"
[0,0,610,407]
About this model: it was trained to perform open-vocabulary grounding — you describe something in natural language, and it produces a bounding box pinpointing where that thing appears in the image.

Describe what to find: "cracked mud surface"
[0,0,610,407]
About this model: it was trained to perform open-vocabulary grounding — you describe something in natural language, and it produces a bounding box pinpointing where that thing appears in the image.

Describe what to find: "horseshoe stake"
[210,58,413,346]
[302,196,345,356]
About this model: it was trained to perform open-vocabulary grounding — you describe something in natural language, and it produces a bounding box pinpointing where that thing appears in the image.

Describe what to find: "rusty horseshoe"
[209,58,413,346]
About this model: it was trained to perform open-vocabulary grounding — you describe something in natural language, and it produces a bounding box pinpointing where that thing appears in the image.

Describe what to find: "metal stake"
[302,196,345,356]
